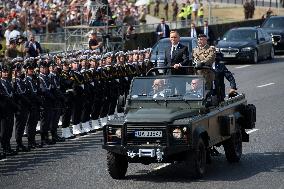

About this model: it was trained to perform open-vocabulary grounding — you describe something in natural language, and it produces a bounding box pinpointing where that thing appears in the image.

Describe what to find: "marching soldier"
[48,61,65,142]
[69,59,85,135]
[38,60,56,145]
[59,59,75,139]
[12,61,30,152]
[89,56,104,129]
[192,34,216,90]
[24,60,42,148]
[0,64,18,156]
[79,55,93,133]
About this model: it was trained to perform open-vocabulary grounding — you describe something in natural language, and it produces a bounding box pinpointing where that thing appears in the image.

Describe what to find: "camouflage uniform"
[192,44,216,90]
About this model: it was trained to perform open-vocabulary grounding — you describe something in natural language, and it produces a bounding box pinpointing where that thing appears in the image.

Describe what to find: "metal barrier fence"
[212,0,284,8]
[37,16,235,52]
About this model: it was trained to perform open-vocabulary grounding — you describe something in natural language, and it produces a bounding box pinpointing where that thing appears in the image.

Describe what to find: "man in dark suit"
[200,20,215,45]
[24,35,42,57]
[213,61,237,102]
[156,18,170,41]
[164,30,190,75]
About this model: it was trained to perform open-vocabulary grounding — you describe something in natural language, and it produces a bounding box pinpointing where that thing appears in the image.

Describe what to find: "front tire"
[268,46,275,60]
[107,151,128,179]
[187,138,206,179]
[223,128,242,163]
[252,50,258,64]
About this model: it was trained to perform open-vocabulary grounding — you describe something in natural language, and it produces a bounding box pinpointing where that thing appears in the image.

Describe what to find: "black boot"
[5,145,18,156]
[0,152,6,160]
[41,133,54,146]
[16,143,30,152]
[52,133,65,143]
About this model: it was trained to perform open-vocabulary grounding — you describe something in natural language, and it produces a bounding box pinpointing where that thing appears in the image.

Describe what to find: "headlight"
[172,128,183,139]
[115,128,121,138]
[106,126,122,143]
[241,47,253,51]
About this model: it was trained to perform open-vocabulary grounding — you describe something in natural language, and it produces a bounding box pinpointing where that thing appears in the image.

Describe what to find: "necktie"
[171,45,176,58]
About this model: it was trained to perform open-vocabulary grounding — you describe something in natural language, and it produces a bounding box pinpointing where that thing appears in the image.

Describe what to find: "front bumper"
[216,51,254,62]
[102,145,192,163]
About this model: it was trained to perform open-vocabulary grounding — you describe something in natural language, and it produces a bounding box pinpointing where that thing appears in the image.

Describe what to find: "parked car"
[150,37,198,67]
[216,27,274,63]
[261,16,284,52]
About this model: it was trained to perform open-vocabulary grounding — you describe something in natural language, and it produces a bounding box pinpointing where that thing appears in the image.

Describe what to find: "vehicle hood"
[261,28,284,35]
[125,108,198,123]
[217,40,256,48]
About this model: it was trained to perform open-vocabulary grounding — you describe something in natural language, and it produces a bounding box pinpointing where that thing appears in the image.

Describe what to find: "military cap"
[103,52,113,59]
[1,65,10,72]
[132,49,139,54]
[79,55,88,61]
[198,34,207,38]
[11,57,24,64]
[38,60,49,68]
[84,50,91,55]
[13,62,23,71]
[115,51,125,57]
[23,62,35,69]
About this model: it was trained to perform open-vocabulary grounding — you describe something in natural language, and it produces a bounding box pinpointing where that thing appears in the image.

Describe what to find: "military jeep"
[102,68,256,179]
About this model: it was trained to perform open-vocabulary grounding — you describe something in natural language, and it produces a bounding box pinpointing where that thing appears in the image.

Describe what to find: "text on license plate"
[135,131,162,138]
[223,54,236,57]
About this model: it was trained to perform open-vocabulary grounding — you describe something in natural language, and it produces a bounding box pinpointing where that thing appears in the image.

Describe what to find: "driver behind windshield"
[151,79,166,98]
[184,79,203,98]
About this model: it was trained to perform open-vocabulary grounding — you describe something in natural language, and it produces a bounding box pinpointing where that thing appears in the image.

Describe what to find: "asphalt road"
[1,56,284,189]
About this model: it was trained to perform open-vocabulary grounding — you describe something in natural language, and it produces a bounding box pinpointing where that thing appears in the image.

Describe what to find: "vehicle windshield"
[262,17,284,28]
[223,29,257,41]
[130,76,205,100]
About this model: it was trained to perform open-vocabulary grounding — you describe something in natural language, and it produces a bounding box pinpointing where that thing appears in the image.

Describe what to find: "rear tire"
[107,151,128,179]
[223,128,242,163]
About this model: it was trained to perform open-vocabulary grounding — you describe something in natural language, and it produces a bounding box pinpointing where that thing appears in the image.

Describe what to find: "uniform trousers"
[27,107,40,144]
[0,114,14,150]
[15,108,29,145]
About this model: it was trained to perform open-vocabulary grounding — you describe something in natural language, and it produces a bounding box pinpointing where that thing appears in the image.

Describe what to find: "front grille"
[126,124,167,145]
[220,48,239,54]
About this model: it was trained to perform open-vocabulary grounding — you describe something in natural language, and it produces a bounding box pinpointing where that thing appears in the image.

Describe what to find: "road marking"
[257,83,275,88]
[153,163,170,170]
[0,158,7,162]
[246,128,259,134]
[235,65,251,69]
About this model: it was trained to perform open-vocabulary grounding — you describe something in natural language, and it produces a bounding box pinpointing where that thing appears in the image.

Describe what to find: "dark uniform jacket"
[213,62,237,101]
[164,43,190,75]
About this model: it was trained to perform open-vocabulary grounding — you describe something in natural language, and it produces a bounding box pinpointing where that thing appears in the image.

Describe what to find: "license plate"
[135,131,162,138]
[223,54,236,57]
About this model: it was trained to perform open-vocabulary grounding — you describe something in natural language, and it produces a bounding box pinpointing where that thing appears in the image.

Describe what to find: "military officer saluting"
[192,34,216,90]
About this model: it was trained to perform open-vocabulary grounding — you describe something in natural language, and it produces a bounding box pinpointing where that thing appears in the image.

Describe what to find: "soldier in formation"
[0,48,153,158]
